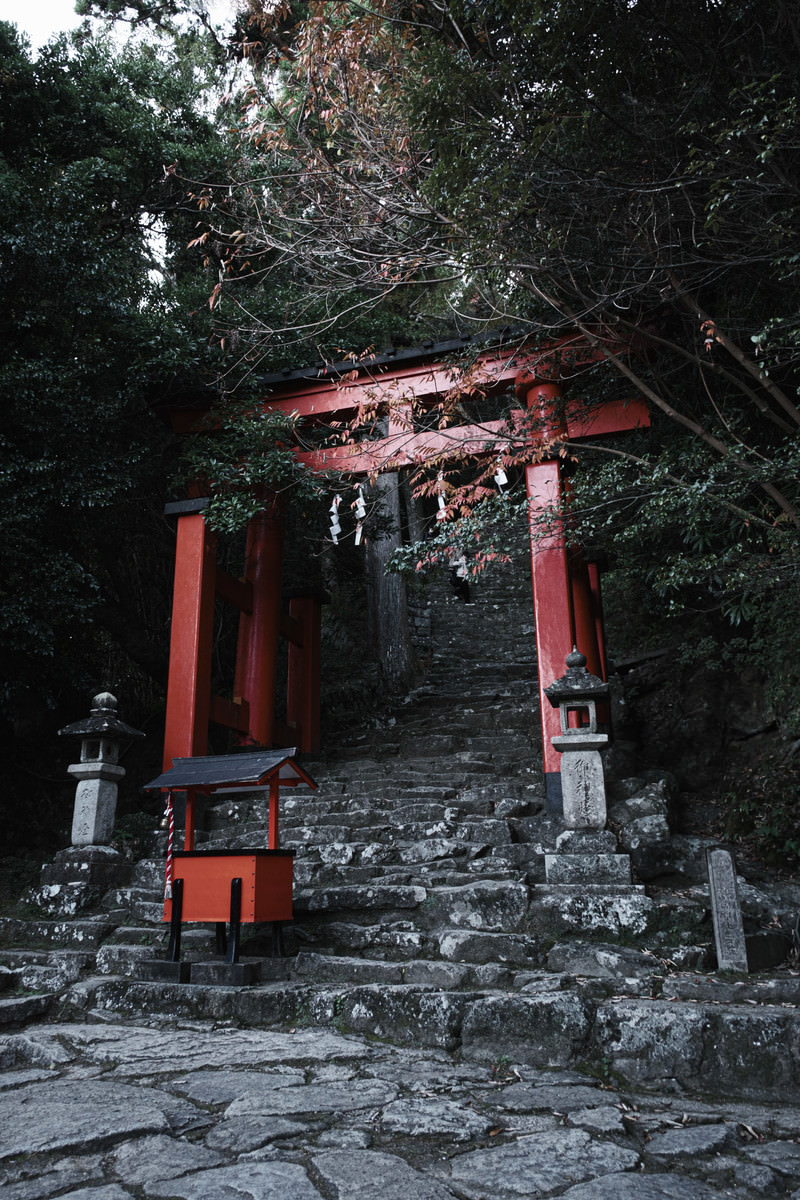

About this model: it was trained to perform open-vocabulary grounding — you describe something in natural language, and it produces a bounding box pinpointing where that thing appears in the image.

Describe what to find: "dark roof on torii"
[255,326,528,390]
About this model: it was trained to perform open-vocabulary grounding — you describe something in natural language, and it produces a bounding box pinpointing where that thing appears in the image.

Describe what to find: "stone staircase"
[4,564,800,1101]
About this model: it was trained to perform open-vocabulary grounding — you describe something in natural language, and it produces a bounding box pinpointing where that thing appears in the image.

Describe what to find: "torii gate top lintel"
[220,332,648,477]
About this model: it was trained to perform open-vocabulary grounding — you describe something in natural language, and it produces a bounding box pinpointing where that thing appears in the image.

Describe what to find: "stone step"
[0,916,118,950]
[0,991,54,1026]
[54,973,800,1100]
[293,883,427,917]
[528,884,654,938]
[292,951,516,991]
[0,948,95,992]
[103,892,166,925]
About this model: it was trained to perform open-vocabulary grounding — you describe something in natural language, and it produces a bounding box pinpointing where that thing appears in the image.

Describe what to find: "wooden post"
[184,788,197,851]
[162,512,217,770]
[570,552,604,683]
[268,776,280,849]
[234,504,283,747]
[585,553,609,683]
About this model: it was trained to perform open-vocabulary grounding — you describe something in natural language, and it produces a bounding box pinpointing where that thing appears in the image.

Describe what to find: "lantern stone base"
[544,826,635,888]
[31,846,130,918]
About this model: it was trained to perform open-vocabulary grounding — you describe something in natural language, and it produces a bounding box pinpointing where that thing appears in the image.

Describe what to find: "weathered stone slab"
[544,854,631,884]
[592,999,705,1088]
[22,1022,375,1071]
[594,999,800,1098]
[461,992,591,1067]
[437,929,540,966]
[744,1139,800,1176]
[0,1159,106,1200]
[707,848,747,971]
[645,1123,737,1159]
[225,1079,397,1118]
[398,838,468,864]
[307,985,471,1050]
[380,1096,492,1140]
[559,1174,722,1199]
[136,960,191,984]
[416,880,529,932]
[143,1162,323,1199]
[15,949,100,991]
[293,952,405,984]
[167,1067,306,1105]
[547,941,659,980]
[0,994,53,1026]
[568,1104,627,1133]
[529,885,652,936]
[485,1082,613,1113]
[0,917,116,949]
[555,829,617,853]
[445,1129,639,1196]
[294,884,427,913]
[313,1149,458,1200]
[189,959,263,987]
[401,960,470,988]
[204,1115,313,1153]
[48,1187,130,1200]
[108,1134,224,1186]
[0,1081,171,1159]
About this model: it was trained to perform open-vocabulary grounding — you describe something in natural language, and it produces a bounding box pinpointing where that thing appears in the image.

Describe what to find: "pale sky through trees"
[0,0,238,49]
[0,0,85,49]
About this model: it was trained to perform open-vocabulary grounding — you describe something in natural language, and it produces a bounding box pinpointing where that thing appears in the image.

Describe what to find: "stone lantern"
[59,692,145,846]
[544,648,609,829]
[31,693,145,917]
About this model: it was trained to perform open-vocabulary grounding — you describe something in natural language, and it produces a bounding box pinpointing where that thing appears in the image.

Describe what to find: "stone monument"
[706,847,748,973]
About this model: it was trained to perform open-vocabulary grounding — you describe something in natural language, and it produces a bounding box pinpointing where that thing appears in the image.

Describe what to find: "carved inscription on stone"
[707,848,748,973]
[561,751,606,829]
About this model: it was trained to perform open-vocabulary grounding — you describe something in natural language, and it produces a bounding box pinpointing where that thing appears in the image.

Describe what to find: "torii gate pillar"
[233,503,284,749]
[521,375,606,813]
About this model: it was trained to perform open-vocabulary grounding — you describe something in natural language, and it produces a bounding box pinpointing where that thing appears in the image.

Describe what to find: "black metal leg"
[165,878,183,963]
[215,922,227,956]
[226,877,242,965]
[271,920,284,958]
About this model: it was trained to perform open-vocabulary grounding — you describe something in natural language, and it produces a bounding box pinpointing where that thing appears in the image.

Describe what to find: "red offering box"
[163,850,294,924]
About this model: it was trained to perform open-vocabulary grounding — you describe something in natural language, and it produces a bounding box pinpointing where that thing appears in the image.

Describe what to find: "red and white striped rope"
[163,793,175,900]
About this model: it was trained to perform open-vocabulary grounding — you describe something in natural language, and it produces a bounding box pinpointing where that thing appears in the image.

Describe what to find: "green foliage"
[181,400,328,535]
[0,22,228,724]
[724,768,800,868]
[388,494,528,579]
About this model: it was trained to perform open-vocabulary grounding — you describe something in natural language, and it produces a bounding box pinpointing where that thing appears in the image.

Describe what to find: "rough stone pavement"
[3,1018,800,1199]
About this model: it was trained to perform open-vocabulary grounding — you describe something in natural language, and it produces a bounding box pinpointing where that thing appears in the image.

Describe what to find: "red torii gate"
[162,335,649,812]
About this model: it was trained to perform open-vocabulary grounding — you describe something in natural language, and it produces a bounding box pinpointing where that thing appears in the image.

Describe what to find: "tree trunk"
[365,471,413,692]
